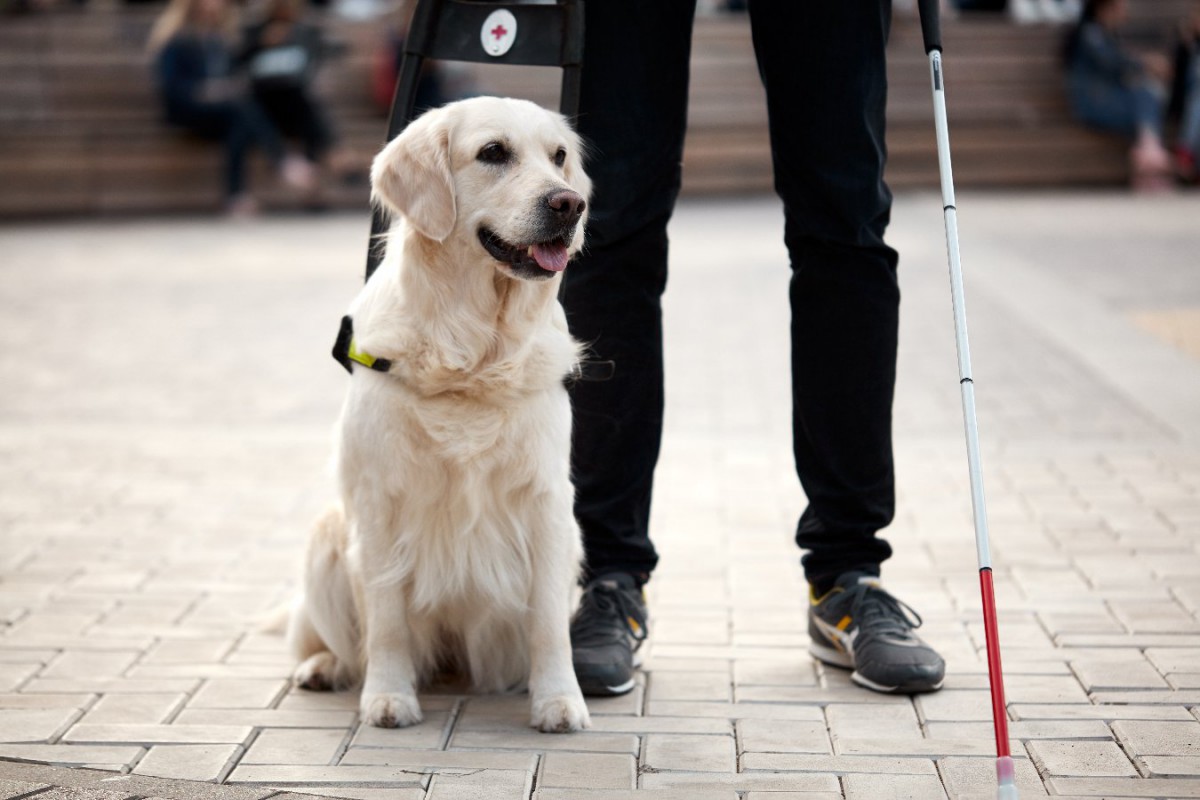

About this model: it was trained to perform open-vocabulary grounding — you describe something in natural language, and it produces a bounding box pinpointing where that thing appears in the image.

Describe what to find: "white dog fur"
[287,97,593,733]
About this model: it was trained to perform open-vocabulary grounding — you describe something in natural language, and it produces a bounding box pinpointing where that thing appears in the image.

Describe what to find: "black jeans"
[564,0,899,589]
[253,85,338,162]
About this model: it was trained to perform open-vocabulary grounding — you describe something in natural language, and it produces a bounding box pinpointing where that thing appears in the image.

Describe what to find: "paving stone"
[1092,689,1200,705]
[733,686,910,705]
[140,639,238,665]
[843,773,949,799]
[937,756,1048,797]
[639,771,841,792]
[538,752,634,790]
[450,729,638,754]
[1111,719,1200,756]
[1047,777,1200,797]
[587,715,730,735]
[1144,648,1200,674]
[0,744,143,769]
[61,724,253,745]
[187,679,289,709]
[242,728,346,765]
[424,770,530,800]
[1137,755,1200,777]
[280,789,423,800]
[643,734,735,772]
[1012,704,1193,721]
[835,737,1005,757]
[22,680,201,695]
[0,664,38,693]
[0,709,82,743]
[39,652,142,681]
[741,753,938,774]
[349,711,449,749]
[1071,657,1170,691]
[1027,739,1138,777]
[80,694,186,725]
[274,692,368,713]
[315,750,536,770]
[645,701,824,721]
[646,671,731,702]
[172,709,355,728]
[827,702,921,740]
[732,658,819,687]
[926,720,1113,741]
[736,718,830,754]
[133,744,242,782]
[538,791,739,800]
[224,765,431,787]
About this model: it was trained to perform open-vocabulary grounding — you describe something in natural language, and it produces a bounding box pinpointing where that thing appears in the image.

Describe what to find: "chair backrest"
[366,0,585,280]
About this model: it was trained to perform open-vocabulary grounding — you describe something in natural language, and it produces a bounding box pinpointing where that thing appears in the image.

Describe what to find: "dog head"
[371,96,592,282]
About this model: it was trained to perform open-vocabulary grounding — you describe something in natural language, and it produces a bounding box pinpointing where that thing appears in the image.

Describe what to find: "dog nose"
[544,190,585,223]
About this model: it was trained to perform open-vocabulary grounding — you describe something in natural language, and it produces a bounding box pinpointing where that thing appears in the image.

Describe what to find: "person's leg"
[749,0,898,592]
[749,0,943,695]
[564,0,696,698]
[563,0,697,586]
[1177,61,1200,152]
[177,101,252,199]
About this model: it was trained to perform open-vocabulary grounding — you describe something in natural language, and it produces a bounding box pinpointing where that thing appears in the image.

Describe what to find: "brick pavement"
[0,191,1198,799]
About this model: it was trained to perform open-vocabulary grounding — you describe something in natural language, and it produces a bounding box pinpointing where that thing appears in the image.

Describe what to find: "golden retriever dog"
[287,97,592,733]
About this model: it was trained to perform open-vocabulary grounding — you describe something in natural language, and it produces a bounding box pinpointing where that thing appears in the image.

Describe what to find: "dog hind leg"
[289,504,361,690]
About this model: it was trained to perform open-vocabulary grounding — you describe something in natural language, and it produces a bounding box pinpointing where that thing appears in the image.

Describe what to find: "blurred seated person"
[371,3,470,116]
[148,0,316,215]
[238,0,349,178]
[1063,0,1173,189]
[1169,1,1200,181]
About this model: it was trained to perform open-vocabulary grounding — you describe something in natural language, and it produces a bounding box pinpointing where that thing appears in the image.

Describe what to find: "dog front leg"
[358,568,423,729]
[527,514,590,733]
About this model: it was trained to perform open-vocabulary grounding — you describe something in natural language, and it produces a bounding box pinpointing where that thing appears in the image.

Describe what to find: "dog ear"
[371,113,457,242]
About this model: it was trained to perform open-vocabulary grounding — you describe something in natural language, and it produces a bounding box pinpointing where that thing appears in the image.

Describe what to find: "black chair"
[364,0,585,280]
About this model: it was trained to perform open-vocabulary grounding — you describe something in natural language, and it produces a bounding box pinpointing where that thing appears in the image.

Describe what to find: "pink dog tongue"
[530,242,569,272]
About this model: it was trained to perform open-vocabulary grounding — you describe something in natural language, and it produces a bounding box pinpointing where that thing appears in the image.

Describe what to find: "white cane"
[915,1,1019,797]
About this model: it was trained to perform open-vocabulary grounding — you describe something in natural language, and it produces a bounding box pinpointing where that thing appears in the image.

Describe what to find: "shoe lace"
[570,582,647,646]
[843,581,923,639]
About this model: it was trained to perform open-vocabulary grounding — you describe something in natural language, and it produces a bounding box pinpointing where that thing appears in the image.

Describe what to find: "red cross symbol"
[491,24,508,40]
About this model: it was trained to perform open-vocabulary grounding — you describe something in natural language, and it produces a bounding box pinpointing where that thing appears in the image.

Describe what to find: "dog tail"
[288,503,362,682]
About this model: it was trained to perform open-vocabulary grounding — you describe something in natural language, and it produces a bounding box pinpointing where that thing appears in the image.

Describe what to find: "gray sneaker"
[808,571,945,694]
[570,573,647,696]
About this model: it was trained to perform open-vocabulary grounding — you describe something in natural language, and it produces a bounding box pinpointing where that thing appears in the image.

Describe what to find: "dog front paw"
[531,693,591,733]
[361,691,423,728]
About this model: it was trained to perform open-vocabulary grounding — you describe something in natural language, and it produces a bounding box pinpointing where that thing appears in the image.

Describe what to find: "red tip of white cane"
[996,755,1019,799]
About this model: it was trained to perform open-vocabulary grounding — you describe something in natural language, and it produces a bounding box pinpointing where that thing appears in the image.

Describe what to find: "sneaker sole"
[576,650,643,697]
[808,642,853,669]
[811,643,944,694]
[851,670,944,695]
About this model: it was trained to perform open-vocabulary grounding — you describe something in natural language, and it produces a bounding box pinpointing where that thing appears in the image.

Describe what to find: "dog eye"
[477,142,511,165]
[553,148,567,168]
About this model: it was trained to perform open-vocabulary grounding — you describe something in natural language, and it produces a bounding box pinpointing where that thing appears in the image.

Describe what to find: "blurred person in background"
[371,2,470,117]
[148,0,316,216]
[238,0,351,193]
[1062,0,1174,189]
[1169,1,1200,182]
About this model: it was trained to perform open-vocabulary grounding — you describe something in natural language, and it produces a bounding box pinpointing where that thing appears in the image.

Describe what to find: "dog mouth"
[478,227,573,276]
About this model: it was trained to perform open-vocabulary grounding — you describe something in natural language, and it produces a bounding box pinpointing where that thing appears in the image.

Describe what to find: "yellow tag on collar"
[348,338,379,370]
